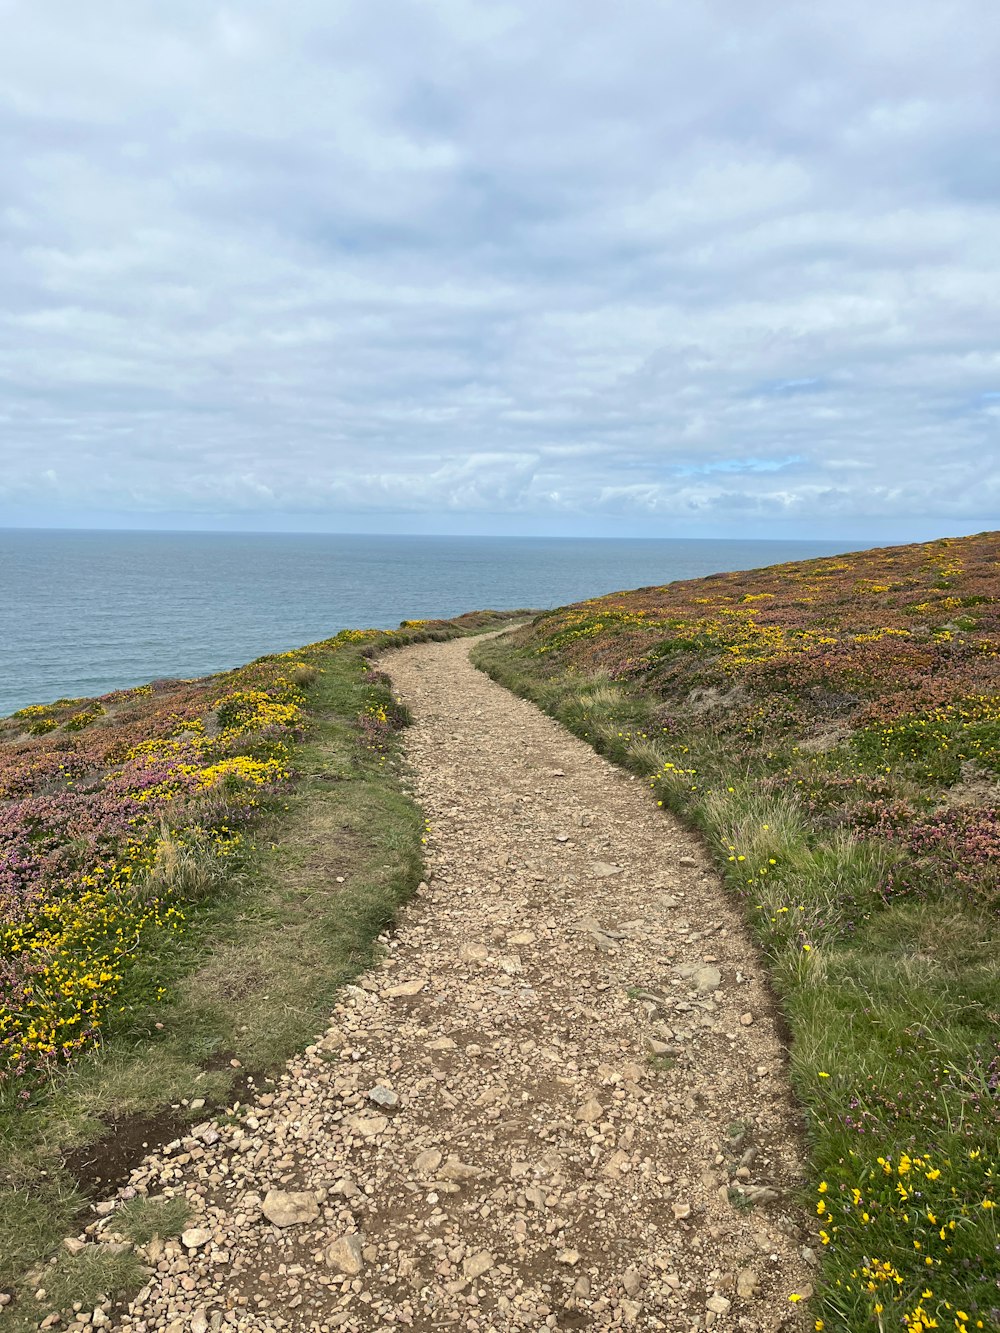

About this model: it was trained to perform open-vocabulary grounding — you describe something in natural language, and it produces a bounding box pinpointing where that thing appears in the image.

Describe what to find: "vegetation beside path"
[0,610,517,1325]
[473,532,999,1333]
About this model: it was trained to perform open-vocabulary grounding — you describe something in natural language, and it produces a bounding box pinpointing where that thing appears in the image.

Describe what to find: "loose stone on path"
[104,633,808,1333]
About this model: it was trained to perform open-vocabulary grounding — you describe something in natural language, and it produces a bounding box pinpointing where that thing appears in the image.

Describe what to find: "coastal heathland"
[473,532,1000,1332]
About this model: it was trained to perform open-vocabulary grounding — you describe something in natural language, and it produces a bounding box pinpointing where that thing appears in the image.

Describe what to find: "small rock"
[590,861,622,879]
[572,1275,591,1298]
[736,1268,759,1299]
[261,1190,321,1227]
[740,1012,754,1026]
[459,943,489,962]
[678,855,697,867]
[325,1233,364,1276]
[622,1267,642,1297]
[507,931,536,946]
[463,1250,494,1280]
[181,1228,212,1250]
[575,1098,604,1124]
[189,1097,206,1110]
[672,1201,692,1220]
[438,1156,480,1182]
[348,1113,389,1138]
[62,1238,87,1255]
[367,1085,400,1108]
[601,1149,631,1178]
[190,1311,209,1333]
[426,1036,456,1050]
[557,1249,581,1265]
[414,1148,443,1175]
[706,1295,731,1316]
[385,977,427,997]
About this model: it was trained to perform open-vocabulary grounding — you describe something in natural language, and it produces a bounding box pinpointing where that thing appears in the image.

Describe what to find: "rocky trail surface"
[98,636,811,1333]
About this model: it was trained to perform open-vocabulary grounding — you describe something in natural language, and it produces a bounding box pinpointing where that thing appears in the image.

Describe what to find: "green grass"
[116,1194,192,1246]
[0,612,518,1326]
[472,633,1000,1333]
[26,1249,148,1323]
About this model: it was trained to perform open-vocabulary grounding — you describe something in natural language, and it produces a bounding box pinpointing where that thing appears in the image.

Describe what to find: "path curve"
[111,636,808,1333]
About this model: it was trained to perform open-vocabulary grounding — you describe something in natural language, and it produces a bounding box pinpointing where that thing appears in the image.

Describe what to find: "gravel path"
[104,636,810,1333]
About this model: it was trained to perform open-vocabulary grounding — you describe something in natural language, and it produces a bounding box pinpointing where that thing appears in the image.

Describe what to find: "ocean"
[0,529,862,716]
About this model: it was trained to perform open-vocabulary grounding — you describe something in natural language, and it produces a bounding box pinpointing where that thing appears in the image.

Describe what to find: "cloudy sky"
[1,1,999,540]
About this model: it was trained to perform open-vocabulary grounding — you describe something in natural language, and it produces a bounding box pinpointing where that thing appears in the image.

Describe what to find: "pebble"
[260,1190,320,1227]
[324,1234,364,1276]
[575,1097,605,1123]
[180,1229,212,1250]
[366,1085,400,1108]
[737,1267,759,1298]
[463,1250,494,1279]
[385,976,427,997]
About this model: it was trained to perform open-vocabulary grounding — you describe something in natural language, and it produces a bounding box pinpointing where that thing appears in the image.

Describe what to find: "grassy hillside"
[473,533,999,1333]
[0,610,513,1324]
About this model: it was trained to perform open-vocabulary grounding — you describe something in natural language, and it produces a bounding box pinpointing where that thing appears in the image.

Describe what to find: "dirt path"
[109,636,809,1333]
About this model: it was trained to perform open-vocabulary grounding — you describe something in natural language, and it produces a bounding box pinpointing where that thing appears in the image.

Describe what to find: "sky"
[1,1,999,542]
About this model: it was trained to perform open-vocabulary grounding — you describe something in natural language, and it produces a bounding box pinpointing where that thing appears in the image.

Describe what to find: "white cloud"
[0,0,998,537]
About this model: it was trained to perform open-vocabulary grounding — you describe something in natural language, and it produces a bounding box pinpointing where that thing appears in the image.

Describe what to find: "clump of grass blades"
[288,664,320,688]
[115,1194,191,1246]
[145,827,218,902]
[28,1248,148,1328]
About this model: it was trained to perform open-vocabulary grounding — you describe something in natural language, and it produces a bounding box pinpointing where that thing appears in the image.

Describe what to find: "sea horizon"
[2,528,873,716]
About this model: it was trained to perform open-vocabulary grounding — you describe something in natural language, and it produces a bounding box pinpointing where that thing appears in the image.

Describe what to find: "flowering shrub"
[525,532,1000,909]
[0,613,506,1085]
[0,651,318,1079]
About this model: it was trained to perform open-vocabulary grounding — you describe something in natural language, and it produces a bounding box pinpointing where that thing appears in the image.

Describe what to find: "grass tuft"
[116,1194,192,1245]
[31,1248,147,1323]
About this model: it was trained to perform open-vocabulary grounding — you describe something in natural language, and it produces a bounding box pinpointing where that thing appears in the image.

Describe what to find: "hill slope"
[474,532,1000,1332]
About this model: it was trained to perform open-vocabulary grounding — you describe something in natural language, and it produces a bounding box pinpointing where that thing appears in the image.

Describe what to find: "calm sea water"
[0,529,860,716]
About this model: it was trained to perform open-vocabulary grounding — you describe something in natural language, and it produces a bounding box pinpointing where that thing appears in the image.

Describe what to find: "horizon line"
[1,522,878,545]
